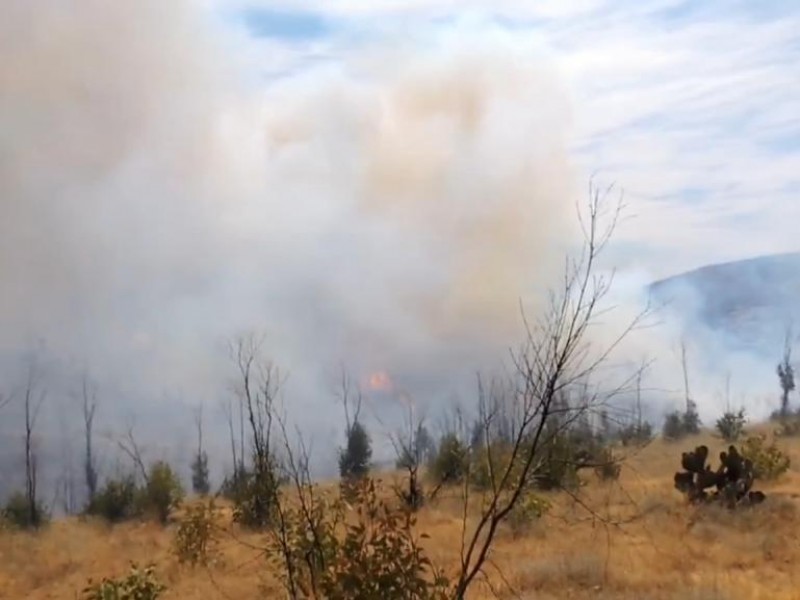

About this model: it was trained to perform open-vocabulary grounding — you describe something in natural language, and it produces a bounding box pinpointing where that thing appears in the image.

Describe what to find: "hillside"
[649,252,800,357]
[2,430,799,599]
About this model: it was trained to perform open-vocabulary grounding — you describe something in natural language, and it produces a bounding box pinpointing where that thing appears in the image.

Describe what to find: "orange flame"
[367,371,393,392]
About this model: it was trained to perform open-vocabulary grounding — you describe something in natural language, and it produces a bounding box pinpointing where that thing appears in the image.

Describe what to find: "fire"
[367,370,393,392]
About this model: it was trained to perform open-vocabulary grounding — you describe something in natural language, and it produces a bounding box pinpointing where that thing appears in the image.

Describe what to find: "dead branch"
[451,181,651,597]
[117,424,149,485]
[80,371,99,501]
[23,359,46,527]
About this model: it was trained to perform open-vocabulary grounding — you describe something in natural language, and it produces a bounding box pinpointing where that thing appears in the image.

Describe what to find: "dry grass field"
[2,429,799,600]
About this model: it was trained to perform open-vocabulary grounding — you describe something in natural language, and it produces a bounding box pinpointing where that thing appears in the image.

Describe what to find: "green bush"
[593,447,621,481]
[663,406,701,441]
[469,441,517,491]
[428,433,467,486]
[191,451,210,496]
[231,464,282,529]
[530,428,588,491]
[86,476,140,523]
[267,477,450,600]
[173,499,220,567]
[81,563,166,600]
[141,461,184,524]
[740,434,790,481]
[618,421,653,447]
[339,421,372,481]
[716,409,747,442]
[2,491,48,530]
[507,492,550,538]
[219,466,249,501]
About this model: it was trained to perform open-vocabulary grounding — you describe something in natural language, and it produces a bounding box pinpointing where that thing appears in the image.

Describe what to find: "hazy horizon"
[1,0,799,497]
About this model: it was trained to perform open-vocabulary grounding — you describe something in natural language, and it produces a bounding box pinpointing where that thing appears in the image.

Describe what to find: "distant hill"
[648,252,800,357]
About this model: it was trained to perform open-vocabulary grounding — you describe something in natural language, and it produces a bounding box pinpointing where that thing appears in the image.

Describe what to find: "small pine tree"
[619,421,653,446]
[85,475,140,523]
[142,461,184,525]
[682,400,701,435]
[662,410,684,440]
[663,403,701,441]
[429,433,467,485]
[716,408,747,442]
[191,451,210,496]
[339,421,372,481]
[191,406,210,496]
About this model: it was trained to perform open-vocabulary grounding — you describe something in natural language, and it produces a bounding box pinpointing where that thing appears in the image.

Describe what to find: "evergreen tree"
[191,450,210,496]
[339,421,372,480]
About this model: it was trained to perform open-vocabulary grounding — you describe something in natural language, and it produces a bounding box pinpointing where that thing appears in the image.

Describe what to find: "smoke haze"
[0,1,791,494]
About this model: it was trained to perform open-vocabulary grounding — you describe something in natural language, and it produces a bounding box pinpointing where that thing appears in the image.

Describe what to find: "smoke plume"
[0,1,589,479]
[2,1,780,488]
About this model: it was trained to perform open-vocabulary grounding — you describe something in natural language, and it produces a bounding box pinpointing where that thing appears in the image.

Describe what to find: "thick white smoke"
[1,1,780,489]
[0,1,587,479]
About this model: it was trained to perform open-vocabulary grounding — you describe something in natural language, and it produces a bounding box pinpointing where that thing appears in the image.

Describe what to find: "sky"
[219,0,800,275]
[0,0,798,483]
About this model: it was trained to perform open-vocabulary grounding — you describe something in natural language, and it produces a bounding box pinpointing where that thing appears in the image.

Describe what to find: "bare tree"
[117,422,149,485]
[680,338,694,414]
[191,403,210,495]
[449,182,649,597]
[724,370,732,414]
[79,372,99,503]
[229,333,284,526]
[335,368,371,481]
[777,326,795,418]
[22,360,46,527]
[55,408,78,516]
[385,397,430,510]
[336,367,362,436]
[220,394,240,478]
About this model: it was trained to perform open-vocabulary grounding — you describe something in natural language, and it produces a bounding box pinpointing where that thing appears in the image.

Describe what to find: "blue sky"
[217,0,800,276]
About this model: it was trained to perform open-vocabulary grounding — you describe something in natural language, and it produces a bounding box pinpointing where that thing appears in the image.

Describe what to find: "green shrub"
[531,429,587,491]
[507,492,550,538]
[716,409,747,442]
[81,563,166,600]
[191,451,210,496]
[2,491,48,530]
[86,476,140,523]
[173,499,220,567]
[339,421,372,481]
[618,421,653,447]
[429,433,467,485]
[469,441,517,491]
[141,461,184,525]
[593,447,621,481]
[219,466,249,501]
[663,406,701,441]
[267,477,450,599]
[231,465,282,529]
[740,434,790,481]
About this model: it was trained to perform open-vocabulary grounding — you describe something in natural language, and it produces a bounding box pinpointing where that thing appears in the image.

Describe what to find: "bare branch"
[117,423,149,485]
[452,181,645,597]
[79,370,99,502]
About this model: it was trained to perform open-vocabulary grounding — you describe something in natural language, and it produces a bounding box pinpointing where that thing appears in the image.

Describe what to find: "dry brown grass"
[2,429,800,599]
